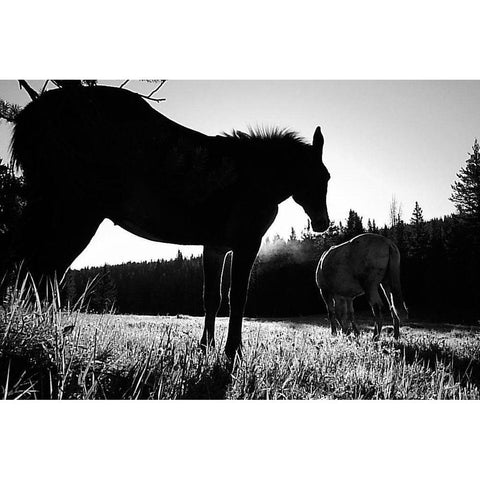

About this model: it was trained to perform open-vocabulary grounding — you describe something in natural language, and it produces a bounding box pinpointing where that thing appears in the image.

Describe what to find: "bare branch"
[137,94,166,103]
[40,80,50,94]
[146,80,167,98]
[18,80,39,101]
[119,80,130,89]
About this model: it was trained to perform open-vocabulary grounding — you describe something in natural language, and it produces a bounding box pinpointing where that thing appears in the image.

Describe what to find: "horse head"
[292,126,330,232]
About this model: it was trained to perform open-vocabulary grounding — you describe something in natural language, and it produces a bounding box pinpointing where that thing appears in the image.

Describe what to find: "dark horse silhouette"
[9,85,331,359]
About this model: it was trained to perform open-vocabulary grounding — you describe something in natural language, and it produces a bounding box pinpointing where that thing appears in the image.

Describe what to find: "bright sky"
[1,80,479,268]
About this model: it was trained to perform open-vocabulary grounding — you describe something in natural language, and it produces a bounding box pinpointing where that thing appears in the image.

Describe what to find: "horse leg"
[224,241,260,361]
[334,295,348,334]
[346,298,359,336]
[381,283,400,339]
[321,289,338,335]
[200,246,229,351]
[366,286,384,341]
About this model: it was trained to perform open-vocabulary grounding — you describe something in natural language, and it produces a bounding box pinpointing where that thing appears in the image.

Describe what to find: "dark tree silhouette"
[450,139,480,219]
[367,218,379,233]
[408,201,427,259]
[289,227,298,242]
[0,163,24,235]
[410,201,425,225]
[344,209,364,239]
[0,99,22,123]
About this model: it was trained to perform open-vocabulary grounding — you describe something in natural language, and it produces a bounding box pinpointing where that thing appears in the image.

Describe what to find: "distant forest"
[66,202,480,323]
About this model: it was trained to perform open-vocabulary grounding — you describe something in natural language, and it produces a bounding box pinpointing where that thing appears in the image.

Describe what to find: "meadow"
[1,283,480,400]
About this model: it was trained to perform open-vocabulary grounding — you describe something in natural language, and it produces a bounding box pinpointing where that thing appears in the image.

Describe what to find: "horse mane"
[221,126,309,148]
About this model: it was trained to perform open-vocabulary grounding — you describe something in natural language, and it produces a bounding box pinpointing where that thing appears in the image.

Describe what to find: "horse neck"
[218,138,299,204]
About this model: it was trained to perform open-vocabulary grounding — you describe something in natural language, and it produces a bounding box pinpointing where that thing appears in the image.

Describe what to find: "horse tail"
[386,241,408,320]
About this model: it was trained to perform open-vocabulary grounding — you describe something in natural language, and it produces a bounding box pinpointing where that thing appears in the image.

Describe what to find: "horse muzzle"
[311,217,330,233]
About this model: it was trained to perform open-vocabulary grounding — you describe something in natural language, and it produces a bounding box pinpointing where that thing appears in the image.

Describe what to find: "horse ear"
[313,126,324,155]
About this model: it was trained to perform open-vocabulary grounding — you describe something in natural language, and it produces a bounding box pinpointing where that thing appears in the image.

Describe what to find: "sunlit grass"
[1,280,480,399]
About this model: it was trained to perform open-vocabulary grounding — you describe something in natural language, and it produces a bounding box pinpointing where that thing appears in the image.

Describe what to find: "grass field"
[2,286,480,399]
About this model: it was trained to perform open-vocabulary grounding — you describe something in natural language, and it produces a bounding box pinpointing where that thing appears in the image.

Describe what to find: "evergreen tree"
[409,201,428,258]
[0,163,25,236]
[450,139,480,219]
[367,218,379,234]
[344,209,364,239]
[289,227,298,242]
[410,201,424,225]
[301,220,315,241]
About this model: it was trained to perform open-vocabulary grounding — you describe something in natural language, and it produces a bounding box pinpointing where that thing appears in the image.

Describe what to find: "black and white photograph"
[2,79,480,400]
[1,1,479,478]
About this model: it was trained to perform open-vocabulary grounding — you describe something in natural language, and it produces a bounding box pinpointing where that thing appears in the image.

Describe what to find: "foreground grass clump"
[1,286,480,399]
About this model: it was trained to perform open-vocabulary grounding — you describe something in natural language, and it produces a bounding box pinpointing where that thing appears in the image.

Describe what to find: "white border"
[3,1,480,79]
[2,1,480,478]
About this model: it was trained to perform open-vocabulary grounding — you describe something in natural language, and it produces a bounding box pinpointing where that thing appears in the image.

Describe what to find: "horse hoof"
[225,344,242,363]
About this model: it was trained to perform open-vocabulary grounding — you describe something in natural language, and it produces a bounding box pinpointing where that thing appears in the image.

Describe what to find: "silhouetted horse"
[10,85,331,359]
[316,233,408,340]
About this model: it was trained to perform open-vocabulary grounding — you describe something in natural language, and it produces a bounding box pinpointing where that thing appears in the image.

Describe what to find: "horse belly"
[322,249,360,296]
[332,278,364,298]
[112,198,233,246]
[114,213,224,245]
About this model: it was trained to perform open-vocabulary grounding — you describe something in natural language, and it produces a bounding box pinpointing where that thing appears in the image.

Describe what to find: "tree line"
[66,211,479,324]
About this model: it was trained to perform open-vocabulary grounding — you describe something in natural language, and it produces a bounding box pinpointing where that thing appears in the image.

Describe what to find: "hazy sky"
[1,80,479,268]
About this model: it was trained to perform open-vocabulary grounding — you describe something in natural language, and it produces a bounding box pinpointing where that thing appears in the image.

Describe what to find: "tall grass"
[1,276,480,399]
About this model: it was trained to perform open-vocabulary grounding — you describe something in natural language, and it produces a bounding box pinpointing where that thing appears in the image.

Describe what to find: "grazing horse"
[9,85,331,359]
[316,233,408,340]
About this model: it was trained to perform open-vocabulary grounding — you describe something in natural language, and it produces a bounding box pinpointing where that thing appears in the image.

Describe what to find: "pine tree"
[344,209,364,239]
[409,201,427,259]
[367,218,379,234]
[410,201,424,225]
[301,220,315,241]
[289,227,297,242]
[0,163,25,235]
[450,139,480,219]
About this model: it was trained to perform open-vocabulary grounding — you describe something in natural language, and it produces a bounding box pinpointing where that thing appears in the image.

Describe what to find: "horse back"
[317,233,392,297]
[11,86,212,203]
